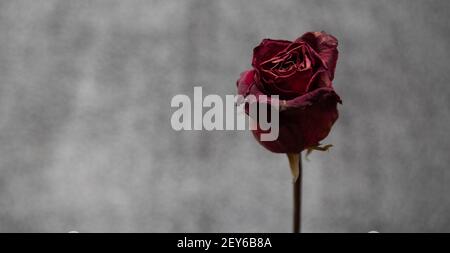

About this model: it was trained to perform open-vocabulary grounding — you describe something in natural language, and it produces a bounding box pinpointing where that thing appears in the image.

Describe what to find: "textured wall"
[0,0,449,232]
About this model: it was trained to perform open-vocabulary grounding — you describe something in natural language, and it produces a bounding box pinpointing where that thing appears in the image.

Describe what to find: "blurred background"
[0,0,449,232]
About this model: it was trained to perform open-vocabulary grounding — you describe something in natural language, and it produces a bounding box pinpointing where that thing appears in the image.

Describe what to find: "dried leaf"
[305,144,333,159]
[286,153,300,183]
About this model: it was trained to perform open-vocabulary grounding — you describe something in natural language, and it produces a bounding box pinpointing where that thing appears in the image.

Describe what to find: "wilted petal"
[252,87,341,153]
[252,39,292,68]
[298,31,339,80]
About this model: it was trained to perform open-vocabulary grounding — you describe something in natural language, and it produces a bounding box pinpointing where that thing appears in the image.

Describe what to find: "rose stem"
[293,152,302,233]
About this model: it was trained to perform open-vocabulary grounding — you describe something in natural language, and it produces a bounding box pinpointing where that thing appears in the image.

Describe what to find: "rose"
[237,31,342,153]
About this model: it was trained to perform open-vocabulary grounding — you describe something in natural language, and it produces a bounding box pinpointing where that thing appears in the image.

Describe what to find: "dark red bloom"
[237,31,342,153]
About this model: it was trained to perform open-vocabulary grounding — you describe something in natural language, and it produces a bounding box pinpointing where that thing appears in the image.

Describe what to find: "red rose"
[237,31,342,153]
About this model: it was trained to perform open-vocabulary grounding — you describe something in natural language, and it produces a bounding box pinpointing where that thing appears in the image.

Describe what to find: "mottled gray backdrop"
[0,0,449,232]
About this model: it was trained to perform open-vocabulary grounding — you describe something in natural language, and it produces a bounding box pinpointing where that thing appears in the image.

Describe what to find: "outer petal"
[252,39,292,68]
[237,69,265,97]
[236,69,282,124]
[297,31,339,80]
[252,87,342,153]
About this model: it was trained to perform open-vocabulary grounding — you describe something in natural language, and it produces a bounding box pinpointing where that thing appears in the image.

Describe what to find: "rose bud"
[237,31,342,153]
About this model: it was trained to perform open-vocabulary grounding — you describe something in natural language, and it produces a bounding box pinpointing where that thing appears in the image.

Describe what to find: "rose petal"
[236,69,257,97]
[236,69,281,123]
[252,39,292,68]
[252,87,342,153]
[297,31,339,80]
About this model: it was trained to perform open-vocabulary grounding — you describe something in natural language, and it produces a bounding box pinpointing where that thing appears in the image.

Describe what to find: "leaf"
[305,144,333,159]
[286,153,300,183]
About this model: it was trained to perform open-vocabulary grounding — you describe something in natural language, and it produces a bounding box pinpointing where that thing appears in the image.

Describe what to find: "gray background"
[0,0,449,232]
